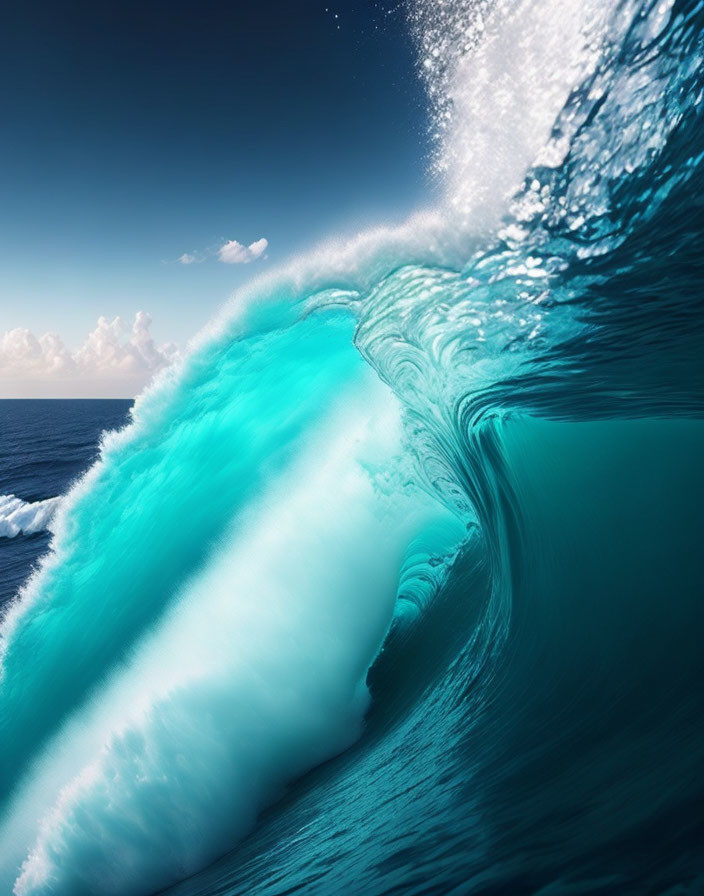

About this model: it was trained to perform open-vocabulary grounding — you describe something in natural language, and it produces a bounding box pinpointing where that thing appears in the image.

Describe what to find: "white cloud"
[217,237,268,264]
[175,238,268,266]
[0,313,179,398]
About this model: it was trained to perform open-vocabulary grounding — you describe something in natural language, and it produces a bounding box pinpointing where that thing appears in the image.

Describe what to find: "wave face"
[1,0,704,894]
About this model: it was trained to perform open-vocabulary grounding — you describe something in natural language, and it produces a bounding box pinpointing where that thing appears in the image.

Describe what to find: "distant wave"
[0,495,60,539]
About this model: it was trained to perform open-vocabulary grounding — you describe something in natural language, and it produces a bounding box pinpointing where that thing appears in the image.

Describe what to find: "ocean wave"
[0,0,702,893]
[0,495,60,540]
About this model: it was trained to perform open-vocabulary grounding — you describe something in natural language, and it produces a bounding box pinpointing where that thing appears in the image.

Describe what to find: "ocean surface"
[1,0,703,894]
[0,401,133,606]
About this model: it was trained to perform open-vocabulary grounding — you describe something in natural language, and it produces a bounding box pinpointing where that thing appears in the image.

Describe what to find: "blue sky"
[0,1,433,391]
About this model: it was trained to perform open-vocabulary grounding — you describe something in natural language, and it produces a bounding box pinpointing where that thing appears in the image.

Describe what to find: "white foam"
[411,0,616,223]
[0,495,61,539]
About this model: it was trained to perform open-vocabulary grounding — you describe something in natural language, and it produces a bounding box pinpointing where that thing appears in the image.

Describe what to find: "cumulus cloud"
[217,237,268,264]
[175,238,268,266]
[0,313,179,398]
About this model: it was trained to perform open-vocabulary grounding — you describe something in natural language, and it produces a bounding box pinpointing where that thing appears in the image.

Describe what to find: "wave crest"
[0,495,60,540]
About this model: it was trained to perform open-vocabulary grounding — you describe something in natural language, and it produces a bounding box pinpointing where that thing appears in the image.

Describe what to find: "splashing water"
[0,496,60,540]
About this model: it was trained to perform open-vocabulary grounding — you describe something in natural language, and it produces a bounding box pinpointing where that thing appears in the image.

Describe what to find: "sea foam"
[0,495,60,539]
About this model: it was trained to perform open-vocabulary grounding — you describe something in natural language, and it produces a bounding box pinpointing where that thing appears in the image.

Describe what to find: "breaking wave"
[1,0,703,894]
[0,495,60,540]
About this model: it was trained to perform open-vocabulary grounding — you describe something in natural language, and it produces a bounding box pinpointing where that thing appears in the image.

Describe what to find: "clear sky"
[0,1,433,396]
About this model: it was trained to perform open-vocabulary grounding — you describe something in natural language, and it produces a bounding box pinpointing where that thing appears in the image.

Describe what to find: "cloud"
[0,313,179,398]
[175,238,268,266]
[217,237,268,264]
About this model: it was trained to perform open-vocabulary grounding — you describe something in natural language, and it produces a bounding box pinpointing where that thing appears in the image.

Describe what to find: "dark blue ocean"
[0,401,133,607]
[1,0,704,894]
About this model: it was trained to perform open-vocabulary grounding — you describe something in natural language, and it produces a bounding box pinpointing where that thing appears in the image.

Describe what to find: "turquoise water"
[1,0,703,893]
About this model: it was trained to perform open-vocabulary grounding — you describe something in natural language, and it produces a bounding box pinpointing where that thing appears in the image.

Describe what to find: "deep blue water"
[0,400,133,606]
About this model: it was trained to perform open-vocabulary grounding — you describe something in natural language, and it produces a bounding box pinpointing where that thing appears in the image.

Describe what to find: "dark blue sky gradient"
[0,1,431,344]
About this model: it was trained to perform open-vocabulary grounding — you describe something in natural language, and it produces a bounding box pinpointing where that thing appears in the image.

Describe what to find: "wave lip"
[0,495,60,539]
